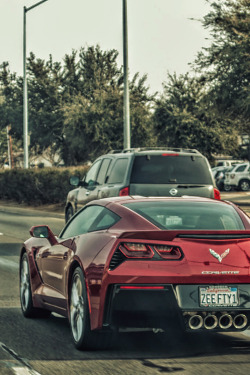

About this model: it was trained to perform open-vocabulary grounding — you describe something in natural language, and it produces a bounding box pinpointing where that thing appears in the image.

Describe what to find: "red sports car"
[20,196,250,350]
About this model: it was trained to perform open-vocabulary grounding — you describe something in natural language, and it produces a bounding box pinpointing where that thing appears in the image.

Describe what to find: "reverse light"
[120,243,154,258]
[213,188,221,200]
[119,186,129,196]
[154,245,182,260]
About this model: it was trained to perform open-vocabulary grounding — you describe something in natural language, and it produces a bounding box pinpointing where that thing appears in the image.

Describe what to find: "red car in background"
[20,196,250,350]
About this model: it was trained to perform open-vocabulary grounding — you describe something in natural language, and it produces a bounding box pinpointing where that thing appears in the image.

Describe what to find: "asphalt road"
[1,194,250,375]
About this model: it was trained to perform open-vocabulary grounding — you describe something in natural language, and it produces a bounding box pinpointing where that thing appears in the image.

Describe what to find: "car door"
[35,240,74,309]
[37,205,108,305]
[76,159,102,210]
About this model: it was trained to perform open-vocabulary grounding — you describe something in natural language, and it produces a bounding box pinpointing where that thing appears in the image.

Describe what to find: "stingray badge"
[209,248,230,263]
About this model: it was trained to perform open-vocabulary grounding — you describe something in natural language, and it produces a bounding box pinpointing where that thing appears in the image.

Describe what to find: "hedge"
[0,166,89,205]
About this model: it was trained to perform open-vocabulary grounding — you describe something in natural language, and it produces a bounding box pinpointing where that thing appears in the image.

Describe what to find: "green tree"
[153,73,237,159]
[27,53,64,160]
[193,0,250,136]
[0,62,23,139]
[62,46,155,165]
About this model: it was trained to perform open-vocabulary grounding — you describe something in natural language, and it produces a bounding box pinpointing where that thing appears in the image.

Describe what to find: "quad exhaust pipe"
[188,314,203,330]
[233,314,248,329]
[219,314,233,329]
[204,314,218,330]
[187,313,248,331]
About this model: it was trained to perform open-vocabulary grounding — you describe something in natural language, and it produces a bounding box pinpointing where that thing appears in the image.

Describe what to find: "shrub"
[0,166,89,205]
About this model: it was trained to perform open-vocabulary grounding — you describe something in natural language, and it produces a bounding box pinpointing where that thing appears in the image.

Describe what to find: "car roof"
[103,147,203,157]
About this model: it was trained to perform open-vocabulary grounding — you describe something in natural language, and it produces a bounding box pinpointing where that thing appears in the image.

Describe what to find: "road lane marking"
[0,258,19,269]
[0,343,41,375]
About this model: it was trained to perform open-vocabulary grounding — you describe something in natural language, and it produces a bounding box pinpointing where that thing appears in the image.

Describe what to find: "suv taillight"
[119,186,129,196]
[213,188,221,200]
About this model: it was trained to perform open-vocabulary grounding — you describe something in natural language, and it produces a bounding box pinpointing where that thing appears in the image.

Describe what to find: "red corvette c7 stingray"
[19,196,250,350]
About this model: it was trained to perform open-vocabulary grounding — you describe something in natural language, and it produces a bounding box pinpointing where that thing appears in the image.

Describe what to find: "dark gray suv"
[65,148,220,221]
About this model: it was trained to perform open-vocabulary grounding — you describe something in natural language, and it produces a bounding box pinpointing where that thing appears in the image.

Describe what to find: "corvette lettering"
[201,271,239,274]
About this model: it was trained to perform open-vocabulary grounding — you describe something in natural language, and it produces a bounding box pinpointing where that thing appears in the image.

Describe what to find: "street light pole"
[23,0,48,169]
[122,0,130,150]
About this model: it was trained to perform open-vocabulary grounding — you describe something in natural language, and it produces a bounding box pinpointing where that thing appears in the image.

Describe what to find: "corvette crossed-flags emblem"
[209,248,230,263]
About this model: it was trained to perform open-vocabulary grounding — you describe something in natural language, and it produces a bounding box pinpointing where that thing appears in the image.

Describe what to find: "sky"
[0,0,211,94]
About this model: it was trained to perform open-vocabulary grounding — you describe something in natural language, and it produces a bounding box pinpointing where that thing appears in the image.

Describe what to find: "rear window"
[130,155,213,184]
[123,201,244,230]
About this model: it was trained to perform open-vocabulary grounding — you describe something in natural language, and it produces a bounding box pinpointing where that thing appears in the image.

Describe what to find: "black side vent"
[109,247,127,270]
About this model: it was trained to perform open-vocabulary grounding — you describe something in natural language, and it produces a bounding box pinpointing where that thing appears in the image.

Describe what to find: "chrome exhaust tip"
[219,314,233,329]
[233,314,248,329]
[204,314,218,330]
[188,314,203,330]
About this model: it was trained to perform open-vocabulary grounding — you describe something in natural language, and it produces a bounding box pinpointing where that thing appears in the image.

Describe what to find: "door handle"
[85,191,90,196]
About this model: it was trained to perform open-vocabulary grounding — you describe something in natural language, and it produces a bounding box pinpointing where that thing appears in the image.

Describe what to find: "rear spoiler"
[117,230,250,241]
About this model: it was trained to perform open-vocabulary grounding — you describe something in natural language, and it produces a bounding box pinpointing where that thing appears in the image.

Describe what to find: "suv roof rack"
[109,147,201,154]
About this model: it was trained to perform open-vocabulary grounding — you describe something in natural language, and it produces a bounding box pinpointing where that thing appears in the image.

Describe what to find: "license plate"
[199,286,238,307]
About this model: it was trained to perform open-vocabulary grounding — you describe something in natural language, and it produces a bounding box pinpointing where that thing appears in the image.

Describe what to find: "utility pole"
[123,0,131,149]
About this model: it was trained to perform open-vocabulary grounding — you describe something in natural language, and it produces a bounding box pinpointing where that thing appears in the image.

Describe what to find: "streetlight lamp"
[23,0,48,168]
[122,0,130,149]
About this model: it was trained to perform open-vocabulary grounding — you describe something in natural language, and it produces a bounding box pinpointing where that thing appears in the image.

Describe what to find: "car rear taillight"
[154,245,182,260]
[119,186,129,196]
[119,243,154,258]
[162,153,179,156]
[213,188,221,200]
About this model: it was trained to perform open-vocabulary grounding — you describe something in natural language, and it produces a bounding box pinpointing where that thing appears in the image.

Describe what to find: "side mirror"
[30,225,58,246]
[31,226,49,238]
[69,176,80,187]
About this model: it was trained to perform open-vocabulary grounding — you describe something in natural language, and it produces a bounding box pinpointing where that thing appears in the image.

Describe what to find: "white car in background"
[224,163,250,191]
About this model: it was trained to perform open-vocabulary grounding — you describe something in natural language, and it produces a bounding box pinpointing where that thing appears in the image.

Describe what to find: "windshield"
[123,201,244,230]
[130,155,213,184]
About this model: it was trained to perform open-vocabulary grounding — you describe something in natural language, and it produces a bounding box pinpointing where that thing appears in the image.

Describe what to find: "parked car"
[20,196,250,350]
[224,163,250,191]
[213,167,233,191]
[215,160,243,168]
[65,148,220,221]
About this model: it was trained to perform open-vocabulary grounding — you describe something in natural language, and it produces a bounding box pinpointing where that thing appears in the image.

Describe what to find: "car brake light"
[154,245,182,260]
[120,243,154,258]
[119,186,129,196]
[213,188,221,200]
[162,153,179,156]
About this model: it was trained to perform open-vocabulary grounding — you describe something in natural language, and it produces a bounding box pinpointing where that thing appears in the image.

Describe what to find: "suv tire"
[239,179,250,191]
[224,184,232,192]
[66,205,74,222]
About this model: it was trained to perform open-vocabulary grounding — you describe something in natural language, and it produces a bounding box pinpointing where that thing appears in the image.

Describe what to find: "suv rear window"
[130,155,213,184]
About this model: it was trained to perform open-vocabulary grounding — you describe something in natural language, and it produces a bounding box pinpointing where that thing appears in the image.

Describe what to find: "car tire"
[65,205,74,222]
[239,179,250,191]
[20,253,51,318]
[223,184,232,192]
[69,267,116,350]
